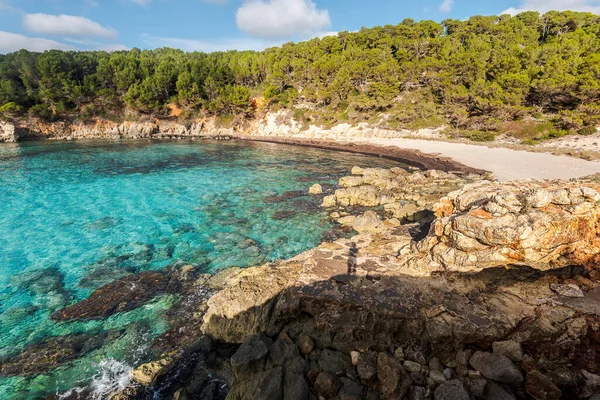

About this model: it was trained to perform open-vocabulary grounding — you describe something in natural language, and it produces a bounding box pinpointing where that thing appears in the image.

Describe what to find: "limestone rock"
[132,358,174,386]
[352,211,384,233]
[406,178,600,274]
[550,283,584,298]
[309,184,323,195]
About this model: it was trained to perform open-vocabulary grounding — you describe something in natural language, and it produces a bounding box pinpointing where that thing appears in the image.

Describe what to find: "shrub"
[468,131,496,142]
[28,104,54,121]
[578,125,597,136]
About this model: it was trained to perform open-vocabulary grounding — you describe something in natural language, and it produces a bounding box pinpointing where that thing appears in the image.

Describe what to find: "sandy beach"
[355,137,600,181]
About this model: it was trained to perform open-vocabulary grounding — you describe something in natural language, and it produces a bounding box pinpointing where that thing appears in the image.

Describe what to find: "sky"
[0,0,599,53]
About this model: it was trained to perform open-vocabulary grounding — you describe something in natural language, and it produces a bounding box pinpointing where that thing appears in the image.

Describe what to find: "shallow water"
[0,139,401,399]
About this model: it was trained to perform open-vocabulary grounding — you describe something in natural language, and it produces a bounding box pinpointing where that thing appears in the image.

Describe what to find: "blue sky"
[0,0,599,53]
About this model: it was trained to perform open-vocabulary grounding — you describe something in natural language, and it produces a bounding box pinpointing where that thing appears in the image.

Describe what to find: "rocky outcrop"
[405,177,600,274]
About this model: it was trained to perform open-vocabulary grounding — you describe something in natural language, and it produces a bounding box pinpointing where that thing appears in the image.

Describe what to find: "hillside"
[1,11,600,144]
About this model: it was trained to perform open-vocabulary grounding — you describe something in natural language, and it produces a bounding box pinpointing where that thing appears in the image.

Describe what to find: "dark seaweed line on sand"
[237,136,488,176]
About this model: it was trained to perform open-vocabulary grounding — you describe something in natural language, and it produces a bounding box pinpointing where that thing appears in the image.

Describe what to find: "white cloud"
[131,0,151,5]
[23,14,118,38]
[502,0,600,15]
[439,0,454,13]
[141,33,284,52]
[236,0,331,38]
[0,31,75,53]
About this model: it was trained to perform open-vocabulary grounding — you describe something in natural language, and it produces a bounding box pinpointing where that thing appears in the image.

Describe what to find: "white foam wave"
[60,359,133,400]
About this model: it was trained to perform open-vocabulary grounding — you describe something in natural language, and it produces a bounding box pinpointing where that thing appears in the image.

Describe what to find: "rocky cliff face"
[0,111,444,143]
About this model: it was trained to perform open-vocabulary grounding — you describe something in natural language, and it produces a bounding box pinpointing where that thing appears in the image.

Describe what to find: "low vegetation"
[0,11,599,142]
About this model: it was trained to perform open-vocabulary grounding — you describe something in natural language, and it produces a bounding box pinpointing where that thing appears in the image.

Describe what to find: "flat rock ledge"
[51,168,600,400]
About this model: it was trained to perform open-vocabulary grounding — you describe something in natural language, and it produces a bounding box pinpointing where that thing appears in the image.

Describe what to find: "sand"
[355,138,600,182]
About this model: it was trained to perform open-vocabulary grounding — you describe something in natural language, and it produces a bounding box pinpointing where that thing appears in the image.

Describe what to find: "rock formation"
[41,166,600,400]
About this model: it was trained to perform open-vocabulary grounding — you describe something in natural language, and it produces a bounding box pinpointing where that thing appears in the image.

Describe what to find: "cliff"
[0,111,444,143]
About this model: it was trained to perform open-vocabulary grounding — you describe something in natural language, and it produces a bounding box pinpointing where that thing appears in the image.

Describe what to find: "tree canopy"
[1,11,600,139]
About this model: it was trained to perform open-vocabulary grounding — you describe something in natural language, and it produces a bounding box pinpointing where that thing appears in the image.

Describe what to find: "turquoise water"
[0,140,400,399]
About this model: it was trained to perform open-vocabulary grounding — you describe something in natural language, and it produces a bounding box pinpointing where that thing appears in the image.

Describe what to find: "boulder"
[525,370,561,400]
[352,211,384,233]
[406,179,600,274]
[433,379,470,400]
[492,340,523,362]
[309,184,323,195]
[469,352,523,385]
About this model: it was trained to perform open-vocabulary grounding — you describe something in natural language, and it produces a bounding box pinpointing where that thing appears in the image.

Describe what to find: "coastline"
[4,117,600,181]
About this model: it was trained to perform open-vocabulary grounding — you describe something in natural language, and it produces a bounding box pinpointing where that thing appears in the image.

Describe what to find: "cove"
[0,139,402,399]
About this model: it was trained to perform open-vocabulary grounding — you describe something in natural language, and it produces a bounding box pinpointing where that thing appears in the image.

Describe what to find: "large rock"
[469,352,523,385]
[525,370,561,400]
[406,178,600,273]
[433,379,470,400]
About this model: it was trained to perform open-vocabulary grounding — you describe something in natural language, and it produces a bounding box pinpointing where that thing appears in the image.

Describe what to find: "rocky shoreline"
[8,163,595,399]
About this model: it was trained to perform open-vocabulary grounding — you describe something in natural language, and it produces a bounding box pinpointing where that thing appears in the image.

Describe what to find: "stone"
[469,352,523,385]
[51,271,169,321]
[352,211,384,233]
[484,382,516,400]
[525,370,561,400]
[309,184,323,195]
[357,351,378,381]
[465,378,487,398]
[338,378,363,400]
[492,340,523,362]
[314,372,342,398]
[394,347,405,359]
[404,360,422,372]
[319,349,352,377]
[550,283,584,298]
[322,195,337,208]
[230,334,270,380]
[433,379,470,400]
[350,351,360,366]
[455,349,472,366]
[409,386,425,400]
[429,370,447,385]
[296,335,315,355]
[132,358,174,386]
[377,352,410,398]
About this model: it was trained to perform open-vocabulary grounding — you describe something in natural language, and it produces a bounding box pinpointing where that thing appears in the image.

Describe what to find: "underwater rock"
[84,216,120,231]
[12,266,73,311]
[52,271,170,321]
[265,190,306,203]
[0,331,121,377]
[273,210,297,220]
